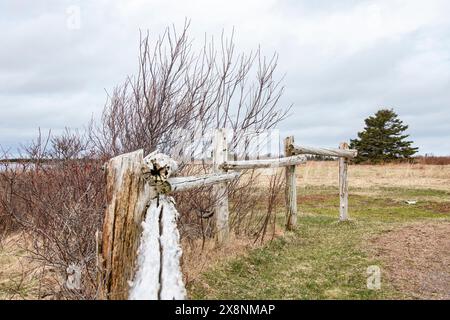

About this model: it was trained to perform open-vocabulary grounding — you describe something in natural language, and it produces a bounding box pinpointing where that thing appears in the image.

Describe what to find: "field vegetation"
[185,162,450,299]
[3,161,449,299]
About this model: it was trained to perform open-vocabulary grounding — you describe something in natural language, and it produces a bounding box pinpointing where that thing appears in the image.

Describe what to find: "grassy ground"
[1,162,449,299]
[188,185,450,299]
[0,235,41,300]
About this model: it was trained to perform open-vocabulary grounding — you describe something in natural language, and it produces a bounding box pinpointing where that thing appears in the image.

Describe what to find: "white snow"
[129,195,186,300]
[143,150,179,180]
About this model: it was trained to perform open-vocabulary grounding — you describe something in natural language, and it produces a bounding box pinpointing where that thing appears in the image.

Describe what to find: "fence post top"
[142,151,178,189]
[339,142,349,149]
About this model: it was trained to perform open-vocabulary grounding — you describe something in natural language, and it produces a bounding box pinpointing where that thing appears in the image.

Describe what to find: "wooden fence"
[96,129,357,299]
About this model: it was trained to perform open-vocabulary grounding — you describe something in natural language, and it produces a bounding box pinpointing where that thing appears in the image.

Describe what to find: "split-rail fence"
[96,129,357,299]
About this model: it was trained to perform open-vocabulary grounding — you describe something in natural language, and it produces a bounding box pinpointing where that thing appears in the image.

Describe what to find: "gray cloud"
[1,0,449,155]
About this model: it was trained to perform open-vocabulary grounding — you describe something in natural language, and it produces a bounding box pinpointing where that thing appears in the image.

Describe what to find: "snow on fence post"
[97,150,186,300]
[284,136,297,230]
[339,142,349,221]
[213,128,230,245]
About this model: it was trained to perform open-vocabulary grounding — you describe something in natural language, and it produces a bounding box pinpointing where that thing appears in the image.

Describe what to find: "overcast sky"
[1,0,449,155]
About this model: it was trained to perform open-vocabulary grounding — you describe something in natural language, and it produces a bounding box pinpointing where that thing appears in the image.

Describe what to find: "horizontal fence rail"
[221,154,307,170]
[166,172,241,193]
[290,144,357,159]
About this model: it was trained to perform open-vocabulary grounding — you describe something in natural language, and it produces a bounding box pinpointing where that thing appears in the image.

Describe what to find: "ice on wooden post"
[213,128,230,245]
[339,142,349,221]
[128,151,186,300]
[129,195,186,300]
[142,151,178,184]
[284,136,297,230]
[97,149,186,300]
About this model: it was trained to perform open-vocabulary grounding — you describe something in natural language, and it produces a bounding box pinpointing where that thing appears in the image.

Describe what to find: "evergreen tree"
[350,109,418,163]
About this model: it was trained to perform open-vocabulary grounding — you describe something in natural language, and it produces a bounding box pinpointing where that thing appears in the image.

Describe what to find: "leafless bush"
[91,20,289,160]
[92,20,290,257]
[1,22,291,299]
[253,170,285,244]
[0,129,105,299]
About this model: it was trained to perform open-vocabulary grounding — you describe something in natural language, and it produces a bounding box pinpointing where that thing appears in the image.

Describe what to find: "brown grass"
[3,161,450,299]
[172,162,450,295]
[414,156,450,165]
[0,233,42,300]
[256,161,450,192]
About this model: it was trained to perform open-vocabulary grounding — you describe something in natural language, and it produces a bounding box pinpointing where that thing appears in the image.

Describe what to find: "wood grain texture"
[167,172,241,193]
[213,129,230,245]
[339,142,349,221]
[98,149,155,300]
[285,136,297,230]
[221,155,307,170]
[291,144,357,158]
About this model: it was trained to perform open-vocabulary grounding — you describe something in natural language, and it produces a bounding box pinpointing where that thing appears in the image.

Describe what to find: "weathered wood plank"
[99,150,187,300]
[339,142,349,221]
[221,155,307,170]
[167,172,241,193]
[290,144,357,158]
[98,149,155,300]
[285,136,297,230]
[213,129,230,245]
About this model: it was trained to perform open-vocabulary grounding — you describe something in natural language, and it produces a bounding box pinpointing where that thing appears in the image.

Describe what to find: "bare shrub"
[91,20,290,272]
[1,22,290,299]
[0,129,105,299]
[253,170,286,244]
[91,20,289,160]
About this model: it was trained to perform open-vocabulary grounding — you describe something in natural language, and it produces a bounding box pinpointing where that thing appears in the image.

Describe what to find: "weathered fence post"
[284,136,297,230]
[339,142,349,221]
[213,128,230,245]
[97,150,155,299]
[98,150,186,300]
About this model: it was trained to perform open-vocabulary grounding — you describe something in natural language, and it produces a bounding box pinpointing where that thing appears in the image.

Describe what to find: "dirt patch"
[371,221,450,299]
[423,202,450,214]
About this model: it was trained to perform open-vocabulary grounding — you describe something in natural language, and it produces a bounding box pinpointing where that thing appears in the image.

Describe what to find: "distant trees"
[350,109,418,163]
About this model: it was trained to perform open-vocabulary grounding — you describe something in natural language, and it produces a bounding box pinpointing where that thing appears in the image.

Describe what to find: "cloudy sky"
[1,0,449,155]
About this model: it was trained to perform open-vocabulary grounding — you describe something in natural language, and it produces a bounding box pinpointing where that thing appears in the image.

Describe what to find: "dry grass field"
[258,161,450,192]
[304,161,450,191]
[188,161,450,299]
[1,161,450,299]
